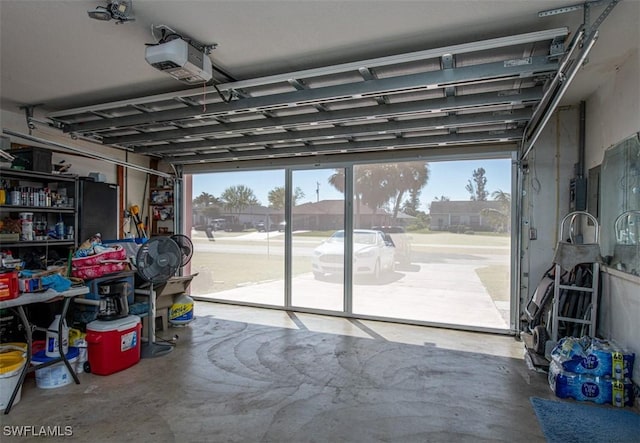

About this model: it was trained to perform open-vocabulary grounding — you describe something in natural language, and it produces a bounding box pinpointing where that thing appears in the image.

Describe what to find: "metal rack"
[0,167,79,254]
[550,211,601,342]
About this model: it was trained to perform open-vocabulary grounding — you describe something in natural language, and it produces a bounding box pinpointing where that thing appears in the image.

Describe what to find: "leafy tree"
[220,185,259,213]
[329,162,430,224]
[481,190,511,232]
[268,186,305,209]
[465,167,489,201]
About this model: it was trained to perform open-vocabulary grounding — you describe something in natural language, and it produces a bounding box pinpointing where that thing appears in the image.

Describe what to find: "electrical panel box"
[570,177,587,211]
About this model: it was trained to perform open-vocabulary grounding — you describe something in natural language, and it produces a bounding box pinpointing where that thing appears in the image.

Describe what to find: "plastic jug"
[46,315,69,357]
[169,294,194,325]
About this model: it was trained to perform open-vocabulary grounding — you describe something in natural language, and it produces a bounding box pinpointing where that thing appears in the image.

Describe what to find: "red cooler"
[85,315,141,375]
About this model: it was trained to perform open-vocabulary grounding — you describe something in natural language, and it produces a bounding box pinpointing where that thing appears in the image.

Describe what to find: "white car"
[312,229,395,280]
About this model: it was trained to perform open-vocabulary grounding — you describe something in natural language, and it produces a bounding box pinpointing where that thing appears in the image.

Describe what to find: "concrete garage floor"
[1,303,552,442]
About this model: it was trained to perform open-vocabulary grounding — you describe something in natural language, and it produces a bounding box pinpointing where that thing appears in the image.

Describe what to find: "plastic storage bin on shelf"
[85,315,141,375]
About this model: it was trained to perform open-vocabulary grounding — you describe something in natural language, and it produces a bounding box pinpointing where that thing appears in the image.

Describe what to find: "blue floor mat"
[530,397,640,443]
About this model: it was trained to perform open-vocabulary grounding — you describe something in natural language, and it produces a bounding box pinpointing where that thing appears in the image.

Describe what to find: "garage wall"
[1,108,151,237]
[583,46,640,381]
[521,34,639,386]
[521,107,579,313]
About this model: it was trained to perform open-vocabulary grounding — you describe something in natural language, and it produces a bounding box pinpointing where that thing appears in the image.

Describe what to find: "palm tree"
[359,164,395,214]
[328,169,346,193]
[481,190,511,232]
[220,185,259,214]
[192,192,222,225]
[329,162,430,225]
[492,190,511,204]
[386,161,430,219]
[193,192,219,208]
[328,167,382,227]
[268,186,305,209]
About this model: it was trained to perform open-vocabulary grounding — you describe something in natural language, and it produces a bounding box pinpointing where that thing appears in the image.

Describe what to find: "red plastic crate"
[0,271,19,300]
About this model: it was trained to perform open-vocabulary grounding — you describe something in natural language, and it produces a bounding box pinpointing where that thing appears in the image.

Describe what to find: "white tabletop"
[0,286,89,309]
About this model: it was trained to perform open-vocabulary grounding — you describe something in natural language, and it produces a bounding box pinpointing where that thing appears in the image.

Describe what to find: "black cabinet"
[77,179,119,243]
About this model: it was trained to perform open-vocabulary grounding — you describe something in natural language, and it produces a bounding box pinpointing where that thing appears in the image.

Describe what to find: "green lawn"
[408,232,510,246]
[190,251,311,294]
[475,265,510,302]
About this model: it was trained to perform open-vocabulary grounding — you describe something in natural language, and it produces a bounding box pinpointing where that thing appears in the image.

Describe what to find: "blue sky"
[192,158,511,212]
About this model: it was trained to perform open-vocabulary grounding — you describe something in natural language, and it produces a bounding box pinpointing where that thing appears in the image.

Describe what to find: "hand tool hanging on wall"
[129,205,147,239]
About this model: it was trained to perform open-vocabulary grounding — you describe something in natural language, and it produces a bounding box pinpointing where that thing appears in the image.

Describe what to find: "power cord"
[154,334,179,347]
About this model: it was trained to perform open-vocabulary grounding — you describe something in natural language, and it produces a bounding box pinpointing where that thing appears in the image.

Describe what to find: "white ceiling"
[1,0,636,113]
[0,0,639,110]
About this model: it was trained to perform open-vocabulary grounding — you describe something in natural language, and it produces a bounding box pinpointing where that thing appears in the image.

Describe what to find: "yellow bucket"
[0,347,26,411]
[0,351,25,374]
[0,342,28,355]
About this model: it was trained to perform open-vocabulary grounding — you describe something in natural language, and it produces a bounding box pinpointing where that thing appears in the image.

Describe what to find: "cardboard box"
[154,275,195,309]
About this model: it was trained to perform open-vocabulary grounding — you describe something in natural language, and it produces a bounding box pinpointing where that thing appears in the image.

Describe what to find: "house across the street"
[429,200,506,232]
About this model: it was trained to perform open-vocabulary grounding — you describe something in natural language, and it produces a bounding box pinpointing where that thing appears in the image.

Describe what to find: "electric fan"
[135,236,182,358]
[170,234,194,266]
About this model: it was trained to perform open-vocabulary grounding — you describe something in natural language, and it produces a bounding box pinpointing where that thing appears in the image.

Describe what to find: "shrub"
[447,224,471,233]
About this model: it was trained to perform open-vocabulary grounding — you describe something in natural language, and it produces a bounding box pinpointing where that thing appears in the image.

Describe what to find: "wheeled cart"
[549,211,601,343]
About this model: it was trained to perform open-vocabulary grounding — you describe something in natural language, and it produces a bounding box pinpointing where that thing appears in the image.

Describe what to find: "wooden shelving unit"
[147,162,175,236]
